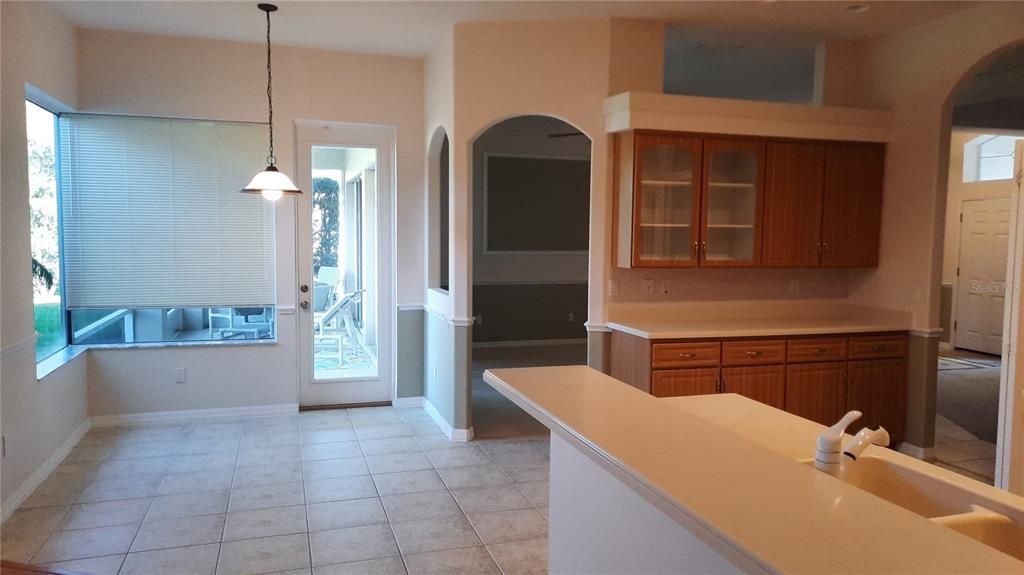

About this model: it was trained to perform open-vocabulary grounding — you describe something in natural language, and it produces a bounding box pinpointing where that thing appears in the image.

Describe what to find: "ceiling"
[52,1,974,58]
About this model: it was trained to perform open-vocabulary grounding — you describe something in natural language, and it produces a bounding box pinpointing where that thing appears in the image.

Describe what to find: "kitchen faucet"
[815,410,891,475]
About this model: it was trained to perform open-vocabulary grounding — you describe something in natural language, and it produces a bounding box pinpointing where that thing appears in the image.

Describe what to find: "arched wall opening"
[467,114,593,439]
[427,126,451,295]
[932,40,1024,490]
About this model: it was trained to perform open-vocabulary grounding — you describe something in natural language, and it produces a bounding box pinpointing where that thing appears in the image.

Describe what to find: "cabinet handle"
[745,350,762,357]
[701,240,707,258]
[717,377,723,393]
[871,345,885,352]
[691,240,698,259]
[678,352,696,359]
[812,348,827,354]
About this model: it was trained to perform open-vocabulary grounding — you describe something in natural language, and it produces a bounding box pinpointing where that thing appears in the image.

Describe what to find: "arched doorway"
[934,42,1024,488]
[469,115,593,439]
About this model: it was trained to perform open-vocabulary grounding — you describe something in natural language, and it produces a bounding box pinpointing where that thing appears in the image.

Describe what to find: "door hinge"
[960,212,963,223]
[956,266,960,276]
[954,320,958,331]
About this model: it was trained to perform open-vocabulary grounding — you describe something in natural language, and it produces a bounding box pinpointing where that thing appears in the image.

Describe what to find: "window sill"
[37,339,277,380]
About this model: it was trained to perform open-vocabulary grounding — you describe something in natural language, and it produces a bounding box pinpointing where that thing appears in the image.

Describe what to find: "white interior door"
[956,197,1011,355]
[295,122,394,406]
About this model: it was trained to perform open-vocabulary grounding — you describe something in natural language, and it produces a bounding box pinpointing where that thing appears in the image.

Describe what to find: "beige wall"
[73,29,424,415]
[0,1,87,515]
[849,2,1024,329]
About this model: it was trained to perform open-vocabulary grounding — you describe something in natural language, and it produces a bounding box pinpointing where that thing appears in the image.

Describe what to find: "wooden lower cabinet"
[847,358,907,443]
[785,362,846,426]
[721,365,785,410]
[651,368,719,398]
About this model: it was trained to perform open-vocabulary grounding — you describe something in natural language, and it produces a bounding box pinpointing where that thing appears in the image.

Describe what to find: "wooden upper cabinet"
[821,143,886,267]
[700,138,766,267]
[619,132,703,268]
[762,142,826,267]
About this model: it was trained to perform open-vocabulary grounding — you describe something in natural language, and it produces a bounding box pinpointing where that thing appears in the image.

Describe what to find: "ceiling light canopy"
[242,3,301,200]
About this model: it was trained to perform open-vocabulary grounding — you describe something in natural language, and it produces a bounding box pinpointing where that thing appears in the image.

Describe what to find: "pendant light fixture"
[242,3,301,200]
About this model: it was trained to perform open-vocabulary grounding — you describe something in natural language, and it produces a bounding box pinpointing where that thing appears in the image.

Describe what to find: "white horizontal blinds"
[60,115,275,309]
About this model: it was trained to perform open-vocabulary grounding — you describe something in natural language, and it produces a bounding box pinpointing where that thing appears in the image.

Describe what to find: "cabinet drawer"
[651,368,719,398]
[787,337,847,363]
[722,340,785,366]
[652,342,721,369]
[848,334,907,360]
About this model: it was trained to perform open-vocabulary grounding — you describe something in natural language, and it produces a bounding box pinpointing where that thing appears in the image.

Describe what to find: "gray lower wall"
[473,283,587,343]
[906,333,940,449]
[424,310,472,431]
[588,330,611,373]
[396,308,425,399]
[940,284,953,344]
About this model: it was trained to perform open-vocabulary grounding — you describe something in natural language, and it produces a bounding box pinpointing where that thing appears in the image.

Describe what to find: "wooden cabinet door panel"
[651,368,719,398]
[821,143,885,267]
[721,365,785,409]
[632,133,703,268]
[700,138,766,267]
[785,362,846,425]
[762,142,826,267]
[847,358,906,443]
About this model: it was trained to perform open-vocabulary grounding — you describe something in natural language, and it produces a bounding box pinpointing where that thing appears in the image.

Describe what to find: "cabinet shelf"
[640,223,691,228]
[641,179,692,186]
[708,181,756,189]
[707,224,754,229]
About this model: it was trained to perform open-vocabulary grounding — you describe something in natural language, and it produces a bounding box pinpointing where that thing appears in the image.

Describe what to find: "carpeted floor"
[936,350,1001,444]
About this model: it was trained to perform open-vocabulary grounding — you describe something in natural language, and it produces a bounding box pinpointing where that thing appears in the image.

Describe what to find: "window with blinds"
[59,114,276,311]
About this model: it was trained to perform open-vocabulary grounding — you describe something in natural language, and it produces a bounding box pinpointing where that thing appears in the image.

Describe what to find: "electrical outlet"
[608,279,618,297]
[789,279,800,295]
[476,315,484,325]
[175,368,187,384]
[643,279,655,297]
[659,280,671,295]
[568,312,575,322]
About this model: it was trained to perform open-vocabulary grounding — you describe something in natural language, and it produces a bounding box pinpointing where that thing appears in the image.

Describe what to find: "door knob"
[300,300,310,311]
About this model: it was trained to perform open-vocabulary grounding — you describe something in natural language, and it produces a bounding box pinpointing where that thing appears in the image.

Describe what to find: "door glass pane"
[706,148,758,262]
[311,146,378,380]
[638,143,693,262]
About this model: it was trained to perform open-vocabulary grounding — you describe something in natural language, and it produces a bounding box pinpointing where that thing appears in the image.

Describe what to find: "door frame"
[996,140,1024,492]
[294,121,396,407]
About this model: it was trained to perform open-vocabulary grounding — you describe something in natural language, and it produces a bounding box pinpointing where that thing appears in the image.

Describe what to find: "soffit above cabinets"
[604,92,893,143]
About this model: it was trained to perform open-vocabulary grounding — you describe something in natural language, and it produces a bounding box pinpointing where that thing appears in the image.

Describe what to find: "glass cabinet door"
[633,134,702,266]
[701,139,765,266]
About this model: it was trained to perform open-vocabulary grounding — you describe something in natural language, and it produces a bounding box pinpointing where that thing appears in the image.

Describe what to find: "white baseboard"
[898,442,935,461]
[91,403,299,427]
[473,338,587,349]
[422,398,473,442]
[2,417,91,522]
[393,396,424,408]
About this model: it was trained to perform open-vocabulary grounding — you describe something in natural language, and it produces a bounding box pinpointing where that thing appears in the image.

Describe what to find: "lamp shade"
[241,165,301,200]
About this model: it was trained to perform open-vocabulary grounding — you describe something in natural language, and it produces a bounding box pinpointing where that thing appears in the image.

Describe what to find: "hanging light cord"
[265,7,275,167]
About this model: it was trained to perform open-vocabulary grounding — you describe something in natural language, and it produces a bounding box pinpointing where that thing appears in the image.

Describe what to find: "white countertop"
[607,316,911,339]
[483,365,1024,574]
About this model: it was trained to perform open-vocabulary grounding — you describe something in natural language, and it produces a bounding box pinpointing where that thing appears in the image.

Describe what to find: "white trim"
[997,140,1024,494]
[2,418,91,522]
[473,338,587,349]
[424,304,448,321]
[585,321,611,333]
[897,442,935,461]
[1,333,39,359]
[393,396,424,408]
[910,328,943,338]
[277,306,297,316]
[398,303,426,312]
[91,403,298,427]
[423,397,473,442]
[450,317,473,328]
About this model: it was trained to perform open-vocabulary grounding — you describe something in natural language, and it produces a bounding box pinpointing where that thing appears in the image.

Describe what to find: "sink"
[803,456,1024,561]
[934,506,1024,561]
[803,456,978,517]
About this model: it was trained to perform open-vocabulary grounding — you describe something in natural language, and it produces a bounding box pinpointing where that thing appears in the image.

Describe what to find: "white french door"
[295,121,394,406]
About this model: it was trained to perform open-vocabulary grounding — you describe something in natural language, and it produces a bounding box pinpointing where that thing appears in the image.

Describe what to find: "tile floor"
[0,406,550,574]
[932,413,997,485]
